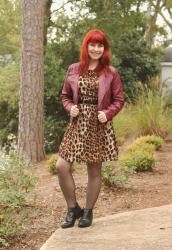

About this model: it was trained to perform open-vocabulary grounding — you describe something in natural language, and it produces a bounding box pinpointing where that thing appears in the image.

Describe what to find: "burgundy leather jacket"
[60,62,125,121]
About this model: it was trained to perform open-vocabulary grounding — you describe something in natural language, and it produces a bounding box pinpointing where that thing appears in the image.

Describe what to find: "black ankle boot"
[78,208,93,227]
[61,203,83,229]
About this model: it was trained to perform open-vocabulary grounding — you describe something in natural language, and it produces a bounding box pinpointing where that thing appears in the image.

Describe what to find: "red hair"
[79,29,111,76]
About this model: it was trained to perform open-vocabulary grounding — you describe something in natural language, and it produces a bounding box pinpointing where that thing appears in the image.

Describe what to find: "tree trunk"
[18,0,50,164]
[145,0,162,49]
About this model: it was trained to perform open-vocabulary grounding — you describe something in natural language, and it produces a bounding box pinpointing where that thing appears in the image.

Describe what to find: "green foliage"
[44,43,72,152]
[0,129,9,147]
[0,0,20,57]
[0,0,20,148]
[44,116,68,153]
[119,150,155,172]
[0,62,19,106]
[44,44,67,98]
[0,63,19,146]
[0,147,37,247]
[116,31,161,100]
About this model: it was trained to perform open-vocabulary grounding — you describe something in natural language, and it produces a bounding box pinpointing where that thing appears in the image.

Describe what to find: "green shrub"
[0,147,37,248]
[134,135,164,150]
[47,154,58,175]
[119,150,155,172]
[101,162,132,187]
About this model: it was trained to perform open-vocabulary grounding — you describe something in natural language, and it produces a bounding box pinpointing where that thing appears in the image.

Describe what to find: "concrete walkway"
[40,204,172,250]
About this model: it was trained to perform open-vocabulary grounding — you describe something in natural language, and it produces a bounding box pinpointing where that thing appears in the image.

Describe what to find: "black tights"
[56,157,102,209]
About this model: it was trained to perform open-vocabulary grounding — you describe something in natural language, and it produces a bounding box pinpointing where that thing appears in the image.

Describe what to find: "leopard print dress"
[58,69,118,164]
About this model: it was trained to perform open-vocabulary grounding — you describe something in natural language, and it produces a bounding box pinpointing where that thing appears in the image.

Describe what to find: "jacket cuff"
[66,103,75,113]
[102,109,112,121]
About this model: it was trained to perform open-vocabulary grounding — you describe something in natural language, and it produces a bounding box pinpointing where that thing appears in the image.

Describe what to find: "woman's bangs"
[88,33,105,45]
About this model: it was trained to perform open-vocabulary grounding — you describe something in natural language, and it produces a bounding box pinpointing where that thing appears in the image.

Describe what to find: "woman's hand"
[98,111,107,123]
[70,105,79,117]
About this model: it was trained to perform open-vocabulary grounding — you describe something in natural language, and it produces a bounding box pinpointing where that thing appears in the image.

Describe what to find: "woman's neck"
[88,59,99,70]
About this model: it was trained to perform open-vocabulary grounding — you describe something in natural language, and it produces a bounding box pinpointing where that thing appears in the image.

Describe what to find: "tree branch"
[51,0,73,15]
[159,10,172,30]
[167,8,172,17]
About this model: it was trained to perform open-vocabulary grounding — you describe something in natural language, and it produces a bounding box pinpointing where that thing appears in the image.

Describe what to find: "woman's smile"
[88,42,104,60]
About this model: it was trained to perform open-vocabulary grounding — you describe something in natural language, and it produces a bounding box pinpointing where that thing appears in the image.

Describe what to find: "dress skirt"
[58,70,118,164]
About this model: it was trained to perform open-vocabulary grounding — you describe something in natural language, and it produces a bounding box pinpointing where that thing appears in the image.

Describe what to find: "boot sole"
[78,223,92,228]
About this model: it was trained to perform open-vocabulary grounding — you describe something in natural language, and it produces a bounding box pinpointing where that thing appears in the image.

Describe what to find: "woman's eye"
[89,43,104,47]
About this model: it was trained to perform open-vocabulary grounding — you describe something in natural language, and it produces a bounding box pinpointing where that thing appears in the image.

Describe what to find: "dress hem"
[58,153,118,164]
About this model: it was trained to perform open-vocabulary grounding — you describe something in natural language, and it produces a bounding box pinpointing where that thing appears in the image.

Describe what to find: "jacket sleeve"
[60,66,74,113]
[103,69,125,121]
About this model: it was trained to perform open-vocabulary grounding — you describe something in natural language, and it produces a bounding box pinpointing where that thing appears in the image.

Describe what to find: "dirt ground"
[5,137,172,250]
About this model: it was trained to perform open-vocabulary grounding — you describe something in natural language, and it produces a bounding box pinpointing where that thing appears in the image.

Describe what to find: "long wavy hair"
[79,29,111,76]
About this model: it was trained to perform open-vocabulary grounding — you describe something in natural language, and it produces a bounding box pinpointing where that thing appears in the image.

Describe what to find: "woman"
[56,29,124,228]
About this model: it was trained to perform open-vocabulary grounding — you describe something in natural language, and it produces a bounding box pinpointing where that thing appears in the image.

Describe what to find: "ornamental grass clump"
[113,90,172,144]
[133,90,172,138]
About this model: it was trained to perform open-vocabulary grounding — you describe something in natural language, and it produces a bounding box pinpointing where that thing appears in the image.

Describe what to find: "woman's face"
[87,42,104,61]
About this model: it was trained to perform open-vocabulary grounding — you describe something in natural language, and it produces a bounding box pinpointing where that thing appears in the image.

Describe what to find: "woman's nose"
[94,46,99,51]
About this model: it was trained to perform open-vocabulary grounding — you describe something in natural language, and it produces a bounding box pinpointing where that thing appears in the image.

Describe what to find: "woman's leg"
[78,160,102,227]
[85,160,102,209]
[56,156,77,208]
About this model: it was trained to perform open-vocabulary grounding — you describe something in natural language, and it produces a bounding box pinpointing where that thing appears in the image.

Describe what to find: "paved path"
[40,204,172,250]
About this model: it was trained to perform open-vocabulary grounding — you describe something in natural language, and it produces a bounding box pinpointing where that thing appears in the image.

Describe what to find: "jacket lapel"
[98,72,113,105]
[70,74,80,103]
[98,73,106,106]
